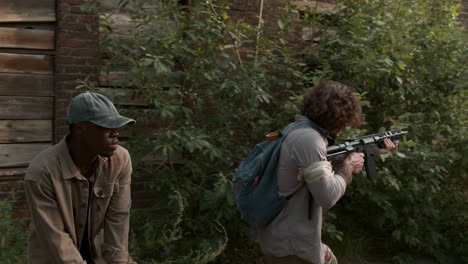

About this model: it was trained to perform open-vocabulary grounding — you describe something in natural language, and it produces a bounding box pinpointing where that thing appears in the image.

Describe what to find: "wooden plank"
[0,168,26,180]
[142,150,184,164]
[0,73,53,96]
[302,28,337,41]
[0,23,55,31]
[119,141,184,164]
[0,120,52,143]
[0,48,56,55]
[0,96,53,119]
[100,0,131,10]
[292,1,339,12]
[0,28,55,50]
[98,70,181,88]
[96,88,149,106]
[0,143,51,168]
[105,13,134,35]
[0,0,55,22]
[99,71,128,87]
[0,53,53,74]
[99,0,137,34]
[118,118,162,138]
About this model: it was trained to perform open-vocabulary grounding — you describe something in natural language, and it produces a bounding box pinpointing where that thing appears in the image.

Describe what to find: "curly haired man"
[258,81,397,264]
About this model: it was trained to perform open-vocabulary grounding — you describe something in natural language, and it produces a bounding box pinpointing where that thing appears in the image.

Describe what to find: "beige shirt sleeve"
[25,177,86,263]
[289,130,348,209]
[102,151,134,263]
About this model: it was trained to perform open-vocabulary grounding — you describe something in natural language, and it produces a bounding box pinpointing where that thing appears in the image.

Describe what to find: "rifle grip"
[364,148,377,179]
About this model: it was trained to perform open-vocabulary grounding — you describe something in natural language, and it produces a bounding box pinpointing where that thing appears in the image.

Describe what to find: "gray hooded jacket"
[257,115,352,264]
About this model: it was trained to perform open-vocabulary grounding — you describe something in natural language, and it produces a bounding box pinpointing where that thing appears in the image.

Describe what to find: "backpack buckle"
[253,176,260,185]
[266,131,282,141]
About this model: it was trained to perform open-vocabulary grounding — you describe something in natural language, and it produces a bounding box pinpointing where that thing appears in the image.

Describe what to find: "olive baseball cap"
[66,91,136,128]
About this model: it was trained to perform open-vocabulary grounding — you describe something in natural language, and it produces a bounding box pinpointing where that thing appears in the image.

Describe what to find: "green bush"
[82,0,308,262]
[301,0,467,262]
[0,201,27,263]
[83,0,467,263]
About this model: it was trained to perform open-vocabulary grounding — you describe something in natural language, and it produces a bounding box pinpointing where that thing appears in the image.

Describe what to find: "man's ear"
[73,123,88,136]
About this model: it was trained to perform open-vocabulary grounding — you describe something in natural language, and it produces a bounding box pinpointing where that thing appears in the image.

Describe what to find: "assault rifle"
[326,129,408,178]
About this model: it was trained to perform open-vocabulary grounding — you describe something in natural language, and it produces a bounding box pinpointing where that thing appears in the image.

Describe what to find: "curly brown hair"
[301,81,362,137]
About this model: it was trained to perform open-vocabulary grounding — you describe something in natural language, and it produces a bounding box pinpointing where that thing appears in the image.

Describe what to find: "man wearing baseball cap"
[25,92,137,263]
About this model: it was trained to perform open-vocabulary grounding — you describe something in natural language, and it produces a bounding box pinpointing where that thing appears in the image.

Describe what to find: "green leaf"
[222,44,235,50]
[140,58,153,67]
[403,140,417,147]
[395,152,407,158]
[277,20,285,30]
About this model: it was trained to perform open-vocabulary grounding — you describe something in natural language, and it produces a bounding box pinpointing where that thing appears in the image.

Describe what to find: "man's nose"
[110,129,119,137]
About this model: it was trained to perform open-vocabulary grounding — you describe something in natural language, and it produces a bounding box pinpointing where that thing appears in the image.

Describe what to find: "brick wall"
[0,0,101,222]
[54,0,100,142]
[228,0,298,35]
[0,0,160,223]
[0,171,28,219]
[460,0,468,28]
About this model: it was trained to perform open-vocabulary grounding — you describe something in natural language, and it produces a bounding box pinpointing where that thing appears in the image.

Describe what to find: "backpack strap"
[276,121,311,201]
[280,120,321,221]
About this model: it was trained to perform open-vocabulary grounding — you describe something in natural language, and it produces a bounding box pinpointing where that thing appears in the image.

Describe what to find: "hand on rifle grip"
[345,152,365,174]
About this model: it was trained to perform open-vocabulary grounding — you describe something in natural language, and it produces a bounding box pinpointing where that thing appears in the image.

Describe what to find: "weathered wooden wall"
[0,0,56,176]
[0,0,56,218]
[0,0,102,218]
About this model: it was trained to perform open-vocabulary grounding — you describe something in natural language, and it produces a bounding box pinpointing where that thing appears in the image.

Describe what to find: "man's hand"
[373,138,398,155]
[344,152,365,174]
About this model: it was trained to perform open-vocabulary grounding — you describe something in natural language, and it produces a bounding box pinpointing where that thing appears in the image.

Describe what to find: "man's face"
[79,122,120,157]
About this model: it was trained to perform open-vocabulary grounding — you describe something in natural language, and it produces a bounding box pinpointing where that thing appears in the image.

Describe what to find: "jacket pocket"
[94,182,118,198]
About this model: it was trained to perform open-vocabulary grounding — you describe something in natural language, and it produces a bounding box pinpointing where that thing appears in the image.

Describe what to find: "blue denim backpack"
[232,121,311,228]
